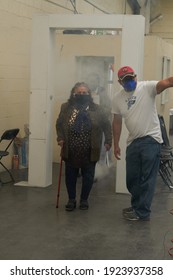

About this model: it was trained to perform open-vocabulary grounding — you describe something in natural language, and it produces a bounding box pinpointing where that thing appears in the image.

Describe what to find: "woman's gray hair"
[71,82,91,95]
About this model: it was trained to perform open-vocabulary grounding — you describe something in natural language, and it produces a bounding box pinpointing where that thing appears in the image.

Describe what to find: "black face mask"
[74,94,90,105]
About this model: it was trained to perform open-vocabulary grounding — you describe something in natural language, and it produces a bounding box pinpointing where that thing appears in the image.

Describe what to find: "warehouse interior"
[1,0,173,260]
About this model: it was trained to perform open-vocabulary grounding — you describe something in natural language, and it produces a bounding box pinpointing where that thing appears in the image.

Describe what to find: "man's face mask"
[122,77,137,92]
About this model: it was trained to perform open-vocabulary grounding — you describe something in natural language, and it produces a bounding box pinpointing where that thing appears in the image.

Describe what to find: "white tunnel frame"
[16,14,145,192]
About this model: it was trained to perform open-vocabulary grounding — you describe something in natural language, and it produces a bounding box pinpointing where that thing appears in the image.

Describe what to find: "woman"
[56,82,112,211]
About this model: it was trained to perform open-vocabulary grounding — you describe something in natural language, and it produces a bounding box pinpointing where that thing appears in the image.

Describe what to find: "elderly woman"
[56,82,112,211]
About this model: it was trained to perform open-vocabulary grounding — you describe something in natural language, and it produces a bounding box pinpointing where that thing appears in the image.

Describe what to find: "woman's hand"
[104,144,111,151]
[57,140,64,148]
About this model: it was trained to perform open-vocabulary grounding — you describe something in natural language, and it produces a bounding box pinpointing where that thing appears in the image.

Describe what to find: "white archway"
[16,14,145,192]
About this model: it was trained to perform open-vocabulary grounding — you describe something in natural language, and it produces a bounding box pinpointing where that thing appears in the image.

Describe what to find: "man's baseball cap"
[118,66,136,80]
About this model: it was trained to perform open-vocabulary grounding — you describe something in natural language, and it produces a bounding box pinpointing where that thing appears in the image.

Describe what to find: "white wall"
[150,0,173,44]
[0,0,62,170]
[144,35,173,128]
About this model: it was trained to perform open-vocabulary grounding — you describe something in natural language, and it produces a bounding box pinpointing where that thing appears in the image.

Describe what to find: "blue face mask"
[123,79,137,92]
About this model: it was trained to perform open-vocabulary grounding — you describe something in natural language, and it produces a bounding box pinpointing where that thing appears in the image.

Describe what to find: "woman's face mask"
[73,86,91,105]
[74,94,90,104]
[122,78,137,92]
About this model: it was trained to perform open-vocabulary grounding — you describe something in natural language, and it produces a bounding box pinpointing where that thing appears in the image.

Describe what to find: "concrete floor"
[0,162,173,260]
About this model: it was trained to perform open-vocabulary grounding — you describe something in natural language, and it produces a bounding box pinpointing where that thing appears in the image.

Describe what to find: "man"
[112,65,173,221]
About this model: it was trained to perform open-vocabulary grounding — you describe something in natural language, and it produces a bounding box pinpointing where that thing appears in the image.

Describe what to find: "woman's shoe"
[65,199,76,211]
[79,200,89,210]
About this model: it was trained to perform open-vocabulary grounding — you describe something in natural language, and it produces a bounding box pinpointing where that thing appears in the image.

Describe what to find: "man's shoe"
[123,211,150,221]
[79,200,89,210]
[122,207,133,214]
[65,199,76,211]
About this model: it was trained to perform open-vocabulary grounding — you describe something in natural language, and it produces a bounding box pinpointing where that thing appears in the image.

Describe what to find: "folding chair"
[0,128,20,184]
[158,115,173,189]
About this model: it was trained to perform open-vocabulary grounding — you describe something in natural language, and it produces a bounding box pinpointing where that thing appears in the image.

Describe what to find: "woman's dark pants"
[126,136,161,219]
[65,161,96,201]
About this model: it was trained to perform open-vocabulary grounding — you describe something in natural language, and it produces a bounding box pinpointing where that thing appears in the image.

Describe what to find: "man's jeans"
[65,161,96,201]
[126,136,161,219]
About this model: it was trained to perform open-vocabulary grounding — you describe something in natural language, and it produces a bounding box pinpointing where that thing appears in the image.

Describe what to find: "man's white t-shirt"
[112,81,163,145]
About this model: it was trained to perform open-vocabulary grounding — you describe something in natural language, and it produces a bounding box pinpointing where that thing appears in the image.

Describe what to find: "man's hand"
[114,146,121,160]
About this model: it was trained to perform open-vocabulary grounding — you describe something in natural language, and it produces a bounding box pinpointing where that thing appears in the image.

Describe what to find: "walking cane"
[56,152,63,208]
